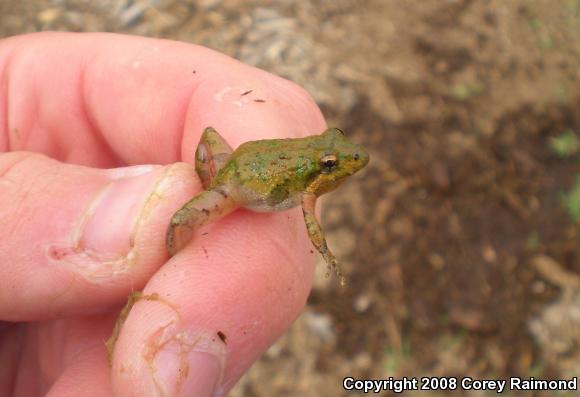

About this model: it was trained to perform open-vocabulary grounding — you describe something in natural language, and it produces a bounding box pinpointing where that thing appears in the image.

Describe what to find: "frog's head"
[308,128,369,195]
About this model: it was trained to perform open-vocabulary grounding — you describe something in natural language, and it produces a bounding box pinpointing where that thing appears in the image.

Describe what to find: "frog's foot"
[331,264,346,288]
[301,192,346,286]
[166,220,194,256]
[196,127,234,189]
[323,252,346,287]
[166,189,238,256]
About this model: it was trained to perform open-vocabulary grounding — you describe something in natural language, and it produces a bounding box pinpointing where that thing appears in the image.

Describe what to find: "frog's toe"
[166,223,194,256]
[329,258,346,286]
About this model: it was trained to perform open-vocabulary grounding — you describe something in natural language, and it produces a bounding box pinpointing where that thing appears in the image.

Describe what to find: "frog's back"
[219,137,320,212]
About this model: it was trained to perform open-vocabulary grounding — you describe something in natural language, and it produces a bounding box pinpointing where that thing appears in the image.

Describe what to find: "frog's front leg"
[167,188,238,255]
[196,127,233,189]
[301,192,345,286]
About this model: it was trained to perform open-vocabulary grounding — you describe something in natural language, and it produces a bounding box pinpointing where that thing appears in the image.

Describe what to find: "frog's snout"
[352,147,370,168]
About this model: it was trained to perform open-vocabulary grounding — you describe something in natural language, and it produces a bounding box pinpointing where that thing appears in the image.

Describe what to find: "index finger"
[1,32,325,165]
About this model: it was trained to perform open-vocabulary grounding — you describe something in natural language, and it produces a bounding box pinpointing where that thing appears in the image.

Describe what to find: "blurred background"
[1,0,579,395]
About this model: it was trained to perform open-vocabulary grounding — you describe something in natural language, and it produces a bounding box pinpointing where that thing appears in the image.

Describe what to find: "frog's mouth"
[341,151,369,177]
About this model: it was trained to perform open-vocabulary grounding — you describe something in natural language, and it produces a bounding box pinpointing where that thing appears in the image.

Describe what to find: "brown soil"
[1,1,579,396]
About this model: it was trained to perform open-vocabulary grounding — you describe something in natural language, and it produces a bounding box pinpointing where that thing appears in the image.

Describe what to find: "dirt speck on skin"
[1,0,579,396]
[218,330,227,344]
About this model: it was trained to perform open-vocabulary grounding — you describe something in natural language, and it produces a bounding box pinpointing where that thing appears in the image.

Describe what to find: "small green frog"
[166,127,369,285]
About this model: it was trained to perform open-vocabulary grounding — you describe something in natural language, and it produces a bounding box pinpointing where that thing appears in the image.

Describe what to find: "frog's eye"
[335,128,345,135]
[320,154,338,173]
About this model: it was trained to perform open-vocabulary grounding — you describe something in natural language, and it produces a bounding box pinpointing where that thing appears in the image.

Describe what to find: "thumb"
[0,151,198,321]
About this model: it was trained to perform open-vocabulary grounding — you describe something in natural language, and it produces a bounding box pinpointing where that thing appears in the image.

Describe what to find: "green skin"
[166,127,370,285]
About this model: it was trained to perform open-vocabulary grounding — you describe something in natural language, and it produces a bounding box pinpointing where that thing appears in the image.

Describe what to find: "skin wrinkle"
[267,218,304,290]
[0,153,36,241]
[60,332,106,369]
[77,54,120,167]
[14,325,40,396]
[9,46,47,156]
[176,81,199,163]
[146,40,205,165]
[266,261,301,319]
[27,50,43,156]
[254,213,303,290]
[40,264,79,318]
[1,323,23,396]
[0,152,34,177]
[0,46,12,152]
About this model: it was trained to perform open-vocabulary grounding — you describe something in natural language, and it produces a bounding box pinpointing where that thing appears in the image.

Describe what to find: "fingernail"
[47,163,198,279]
[152,330,226,397]
[79,165,162,253]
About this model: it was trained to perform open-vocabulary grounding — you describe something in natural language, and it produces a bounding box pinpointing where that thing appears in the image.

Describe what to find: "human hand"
[0,32,325,397]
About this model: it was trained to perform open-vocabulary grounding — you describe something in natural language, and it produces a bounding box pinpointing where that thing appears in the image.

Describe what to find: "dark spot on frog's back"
[268,183,290,205]
[214,186,229,198]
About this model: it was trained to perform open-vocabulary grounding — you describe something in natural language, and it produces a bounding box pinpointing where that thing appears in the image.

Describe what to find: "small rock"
[482,245,497,263]
[354,293,372,313]
[430,162,451,190]
[37,8,60,24]
[305,312,335,342]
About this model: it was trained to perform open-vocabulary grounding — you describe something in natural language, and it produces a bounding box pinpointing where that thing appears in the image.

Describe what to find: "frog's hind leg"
[195,127,234,189]
[301,192,346,286]
[166,188,238,255]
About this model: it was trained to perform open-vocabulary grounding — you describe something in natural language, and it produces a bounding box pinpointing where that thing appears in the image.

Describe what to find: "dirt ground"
[1,0,579,396]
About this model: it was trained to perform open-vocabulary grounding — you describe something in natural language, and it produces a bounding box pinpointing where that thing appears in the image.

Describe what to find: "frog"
[107,127,369,364]
[166,126,369,285]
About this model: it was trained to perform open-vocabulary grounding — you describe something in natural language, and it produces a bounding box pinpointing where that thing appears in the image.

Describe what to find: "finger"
[111,208,316,397]
[46,348,111,397]
[0,152,198,321]
[1,32,325,165]
[10,316,115,397]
